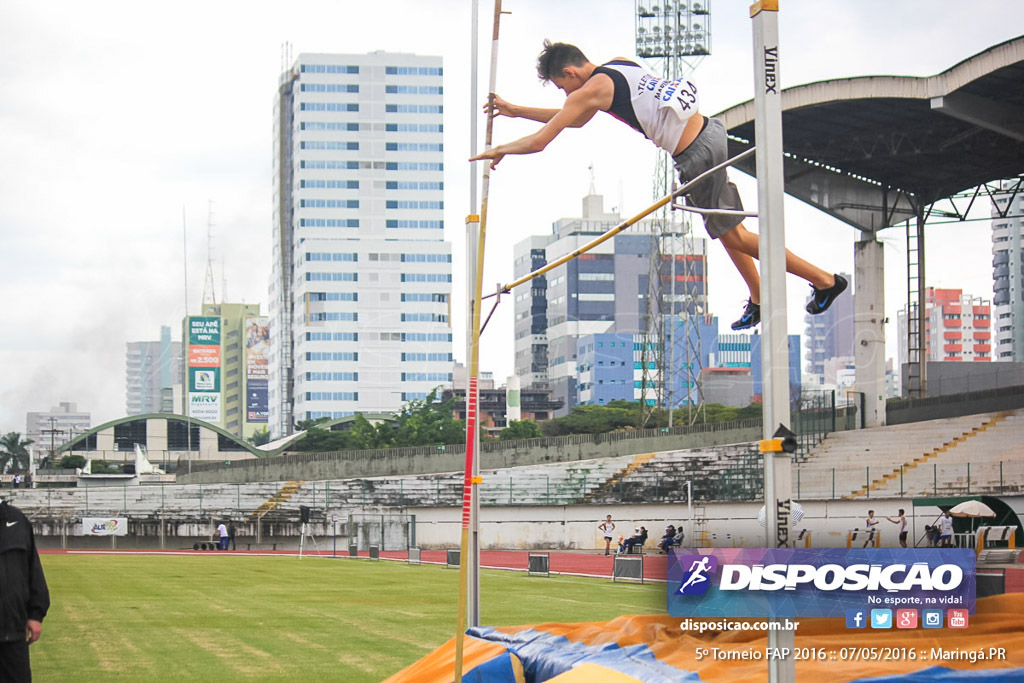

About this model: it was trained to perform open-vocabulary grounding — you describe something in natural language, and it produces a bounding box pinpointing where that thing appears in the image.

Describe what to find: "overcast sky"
[1,1,1021,433]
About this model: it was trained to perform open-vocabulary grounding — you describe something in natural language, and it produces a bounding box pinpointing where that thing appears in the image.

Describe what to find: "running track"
[43,547,670,582]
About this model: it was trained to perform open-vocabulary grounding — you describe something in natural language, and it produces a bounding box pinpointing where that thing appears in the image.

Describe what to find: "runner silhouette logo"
[676,555,718,596]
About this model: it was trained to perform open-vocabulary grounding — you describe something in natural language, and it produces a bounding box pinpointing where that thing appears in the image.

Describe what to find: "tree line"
[273,393,761,453]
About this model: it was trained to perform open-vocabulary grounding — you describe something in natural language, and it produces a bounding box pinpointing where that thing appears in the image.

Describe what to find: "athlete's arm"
[485,95,562,123]
[470,76,612,169]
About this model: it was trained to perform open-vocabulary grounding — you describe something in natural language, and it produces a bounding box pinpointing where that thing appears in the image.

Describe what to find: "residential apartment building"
[126,326,182,415]
[25,402,91,455]
[803,271,854,376]
[512,235,551,390]
[269,52,452,436]
[897,288,992,366]
[750,333,803,403]
[992,182,1024,361]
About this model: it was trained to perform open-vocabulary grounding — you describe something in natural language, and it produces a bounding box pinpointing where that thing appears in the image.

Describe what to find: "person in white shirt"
[938,511,955,548]
[216,522,229,551]
[887,509,909,548]
[597,515,615,557]
[863,510,880,548]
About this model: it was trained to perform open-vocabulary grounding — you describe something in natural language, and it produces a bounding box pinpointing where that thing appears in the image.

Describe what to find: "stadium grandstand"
[8,386,1021,555]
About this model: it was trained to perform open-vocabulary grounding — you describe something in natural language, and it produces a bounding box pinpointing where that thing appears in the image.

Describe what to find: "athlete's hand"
[26,619,42,644]
[483,94,516,118]
[468,147,506,170]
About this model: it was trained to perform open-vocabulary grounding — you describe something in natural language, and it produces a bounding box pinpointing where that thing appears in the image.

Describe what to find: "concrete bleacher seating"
[9,480,298,522]
[277,455,637,509]
[793,410,1024,499]
[585,443,761,504]
[11,408,1021,523]
[12,441,764,522]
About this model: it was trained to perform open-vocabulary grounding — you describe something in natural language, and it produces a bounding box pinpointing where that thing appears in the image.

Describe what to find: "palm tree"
[0,432,33,474]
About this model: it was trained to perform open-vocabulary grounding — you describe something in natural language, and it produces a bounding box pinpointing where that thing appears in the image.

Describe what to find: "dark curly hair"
[536,40,589,82]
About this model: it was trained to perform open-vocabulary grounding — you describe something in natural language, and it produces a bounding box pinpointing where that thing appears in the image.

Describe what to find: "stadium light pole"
[751,2,796,682]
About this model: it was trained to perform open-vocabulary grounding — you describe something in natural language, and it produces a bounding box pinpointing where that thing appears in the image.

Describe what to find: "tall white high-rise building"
[270,52,452,436]
[992,182,1024,361]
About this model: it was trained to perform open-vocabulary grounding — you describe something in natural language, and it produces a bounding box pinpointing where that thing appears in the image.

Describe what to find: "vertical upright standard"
[456,2,504,681]
[750,2,796,682]
[466,0,482,635]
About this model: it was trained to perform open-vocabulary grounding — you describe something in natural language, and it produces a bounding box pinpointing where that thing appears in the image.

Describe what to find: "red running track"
[381,549,669,582]
[43,547,669,582]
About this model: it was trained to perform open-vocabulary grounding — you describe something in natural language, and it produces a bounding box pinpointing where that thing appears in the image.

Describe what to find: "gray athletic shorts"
[672,117,745,239]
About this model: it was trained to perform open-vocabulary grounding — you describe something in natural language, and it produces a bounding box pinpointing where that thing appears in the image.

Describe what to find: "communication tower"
[635,2,712,426]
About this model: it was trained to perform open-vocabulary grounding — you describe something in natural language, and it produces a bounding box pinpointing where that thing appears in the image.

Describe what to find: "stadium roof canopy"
[61,413,263,458]
[715,35,1024,232]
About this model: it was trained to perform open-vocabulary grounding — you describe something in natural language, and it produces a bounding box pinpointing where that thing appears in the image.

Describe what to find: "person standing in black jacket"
[0,499,50,683]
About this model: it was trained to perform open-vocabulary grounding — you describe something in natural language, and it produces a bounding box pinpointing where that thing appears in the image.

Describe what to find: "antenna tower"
[636,1,712,427]
[202,200,218,306]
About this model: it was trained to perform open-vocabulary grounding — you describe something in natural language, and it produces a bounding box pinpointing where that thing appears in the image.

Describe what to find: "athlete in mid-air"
[470,41,847,329]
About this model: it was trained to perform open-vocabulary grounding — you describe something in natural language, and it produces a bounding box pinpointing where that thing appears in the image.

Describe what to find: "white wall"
[397,496,1024,551]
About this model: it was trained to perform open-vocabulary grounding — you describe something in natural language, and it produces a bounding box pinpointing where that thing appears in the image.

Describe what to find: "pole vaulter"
[471,39,847,332]
[466,4,840,682]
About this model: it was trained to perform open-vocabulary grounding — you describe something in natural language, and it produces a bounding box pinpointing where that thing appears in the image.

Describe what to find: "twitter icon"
[870,609,893,629]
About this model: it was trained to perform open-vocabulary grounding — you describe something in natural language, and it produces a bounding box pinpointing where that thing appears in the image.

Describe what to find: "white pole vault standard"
[490,147,756,297]
[467,0,482,634]
[751,2,796,682]
[456,1,503,681]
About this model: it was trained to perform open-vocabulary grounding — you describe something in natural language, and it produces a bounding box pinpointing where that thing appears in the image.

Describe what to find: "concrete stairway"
[249,480,305,520]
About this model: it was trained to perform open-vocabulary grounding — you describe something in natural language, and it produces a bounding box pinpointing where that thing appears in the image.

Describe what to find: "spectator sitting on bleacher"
[659,525,676,554]
[659,525,685,553]
[616,528,638,554]
[618,526,648,554]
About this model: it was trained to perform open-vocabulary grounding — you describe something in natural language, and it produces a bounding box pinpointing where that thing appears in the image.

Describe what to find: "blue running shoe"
[731,299,760,330]
[805,273,848,315]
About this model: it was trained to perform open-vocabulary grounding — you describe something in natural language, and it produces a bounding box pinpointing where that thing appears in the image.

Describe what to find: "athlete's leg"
[719,222,834,289]
[724,245,761,304]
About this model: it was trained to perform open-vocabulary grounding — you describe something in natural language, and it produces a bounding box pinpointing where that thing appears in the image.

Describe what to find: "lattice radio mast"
[202,200,218,306]
[635,1,712,426]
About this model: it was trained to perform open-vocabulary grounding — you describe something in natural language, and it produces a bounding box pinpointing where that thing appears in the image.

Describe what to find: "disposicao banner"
[667,547,976,618]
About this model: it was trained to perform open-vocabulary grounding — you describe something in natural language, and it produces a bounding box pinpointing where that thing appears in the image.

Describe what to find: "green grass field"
[34,553,664,681]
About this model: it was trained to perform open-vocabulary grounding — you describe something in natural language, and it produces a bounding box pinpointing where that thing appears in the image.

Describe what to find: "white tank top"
[590,59,700,154]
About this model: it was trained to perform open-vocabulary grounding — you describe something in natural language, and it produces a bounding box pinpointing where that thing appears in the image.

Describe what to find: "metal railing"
[793,459,1024,500]
[10,455,1019,515]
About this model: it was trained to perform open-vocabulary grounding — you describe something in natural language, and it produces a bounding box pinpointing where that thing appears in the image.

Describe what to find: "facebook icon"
[845,608,867,629]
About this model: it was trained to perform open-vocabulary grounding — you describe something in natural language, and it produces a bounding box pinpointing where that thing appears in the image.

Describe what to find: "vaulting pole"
[490,147,756,297]
[455,1,503,680]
